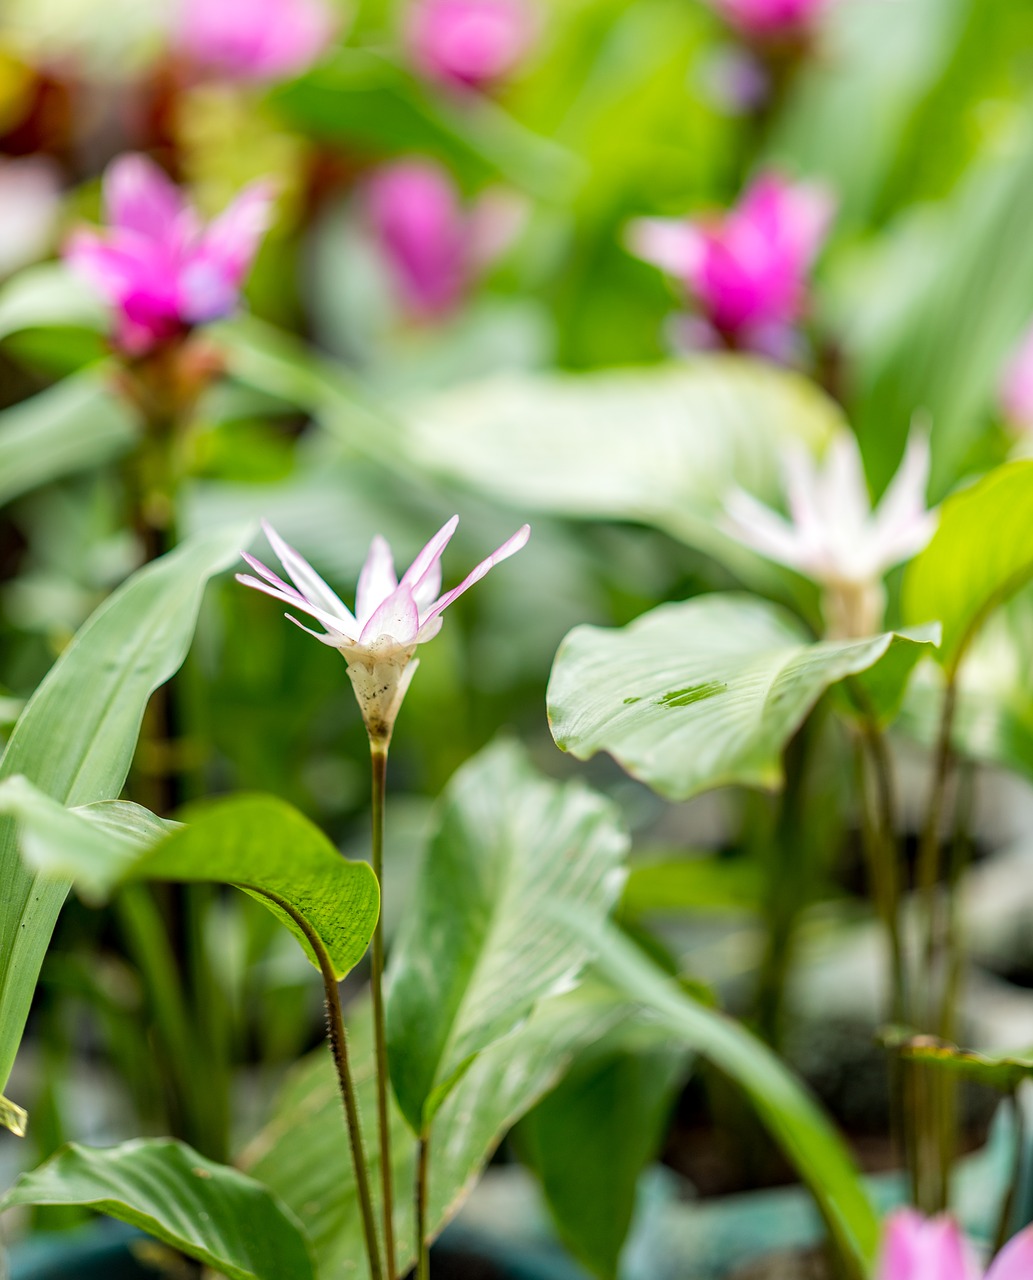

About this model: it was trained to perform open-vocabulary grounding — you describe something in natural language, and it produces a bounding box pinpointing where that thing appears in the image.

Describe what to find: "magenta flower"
[404,0,533,90]
[877,1209,1033,1280]
[627,171,834,360]
[178,0,335,82]
[65,154,274,356]
[999,322,1033,432]
[708,0,834,40]
[365,159,524,320]
[238,516,530,743]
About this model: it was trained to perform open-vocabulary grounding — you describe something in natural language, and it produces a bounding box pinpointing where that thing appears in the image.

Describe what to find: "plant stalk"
[416,1132,430,1280]
[369,742,396,1277]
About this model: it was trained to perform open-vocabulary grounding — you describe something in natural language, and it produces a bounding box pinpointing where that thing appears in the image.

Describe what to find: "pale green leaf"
[0,1139,316,1280]
[0,263,108,341]
[548,594,937,801]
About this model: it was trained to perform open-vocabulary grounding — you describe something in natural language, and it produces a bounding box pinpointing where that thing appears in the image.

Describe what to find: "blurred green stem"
[416,1131,430,1280]
[370,742,397,1277]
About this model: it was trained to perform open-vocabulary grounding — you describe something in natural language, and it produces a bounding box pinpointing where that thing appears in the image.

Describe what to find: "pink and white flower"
[999,322,1033,433]
[724,427,935,636]
[707,0,835,41]
[877,1209,1033,1280]
[627,171,834,360]
[65,154,274,355]
[178,0,335,82]
[404,0,533,90]
[365,159,524,319]
[237,516,530,743]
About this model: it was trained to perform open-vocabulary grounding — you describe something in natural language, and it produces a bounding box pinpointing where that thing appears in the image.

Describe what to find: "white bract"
[238,516,530,743]
[724,429,936,637]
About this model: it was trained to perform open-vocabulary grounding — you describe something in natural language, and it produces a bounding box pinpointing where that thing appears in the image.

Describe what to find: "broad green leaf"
[903,462,1033,675]
[0,784,380,980]
[516,1027,687,1279]
[245,986,628,1279]
[0,1139,316,1280]
[895,1035,1033,1094]
[0,525,249,1117]
[397,359,842,566]
[622,854,765,916]
[558,909,879,1277]
[0,367,136,508]
[548,593,937,801]
[0,263,107,341]
[270,49,578,199]
[386,741,628,1133]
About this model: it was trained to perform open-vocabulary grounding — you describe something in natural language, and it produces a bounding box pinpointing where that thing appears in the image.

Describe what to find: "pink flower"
[365,159,524,320]
[178,0,335,81]
[877,1209,1033,1280]
[708,0,834,40]
[999,322,1033,432]
[238,516,530,743]
[627,171,834,359]
[65,154,274,355]
[404,0,533,90]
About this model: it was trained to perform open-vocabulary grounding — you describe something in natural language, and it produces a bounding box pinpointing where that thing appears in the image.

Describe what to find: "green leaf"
[0,784,380,980]
[893,1034,1033,1094]
[621,854,765,916]
[0,525,249,1117]
[516,1026,687,1279]
[547,593,937,801]
[0,1139,316,1280]
[0,263,108,341]
[557,910,879,1277]
[386,740,628,1132]
[269,49,579,199]
[398,359,842,565]
[903,461,1033,675]
[245,985,628,1279]
[0,366,136,508]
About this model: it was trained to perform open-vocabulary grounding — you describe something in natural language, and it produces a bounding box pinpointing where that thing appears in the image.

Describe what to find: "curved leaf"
[0,263,107,342]
[903,461,1033,675]
[0,525,250,1115]
[895,1034,1033,1094]
[0,1139,316,1280]
[386,740,628,1132]
[548,593,937,801]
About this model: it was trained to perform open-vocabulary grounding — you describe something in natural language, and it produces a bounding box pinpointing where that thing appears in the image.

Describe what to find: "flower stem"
[416,1131,430,1280]
[369,742,396,1278]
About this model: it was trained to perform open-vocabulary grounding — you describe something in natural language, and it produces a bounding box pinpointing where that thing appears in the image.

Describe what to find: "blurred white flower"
[0,157,62,278]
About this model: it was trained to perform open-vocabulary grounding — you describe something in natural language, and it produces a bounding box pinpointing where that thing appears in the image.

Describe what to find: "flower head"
[237,516,530,744]
[708,0,835,40]
[877,1209,1033,1280]
[65,154,274,356]
[404,0,533,90]
[365,159,524,320]
[999,322,1033,433]
[724,427,935,637]
[178,0,335,82]
[627,171,834,361]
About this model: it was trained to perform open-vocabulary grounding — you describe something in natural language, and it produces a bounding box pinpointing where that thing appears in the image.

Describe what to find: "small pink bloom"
[876,1209,1033,1280]
[238,516,530,742]
[627,171,834,359]
[405,0,533,90]
[179,0,335,82]
[65,154,274,355]
[708,0,834,40]
[365,159,524,320]
[999,323,1033,432]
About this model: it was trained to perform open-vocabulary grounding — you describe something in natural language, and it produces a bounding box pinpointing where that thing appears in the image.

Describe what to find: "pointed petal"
[356,534,399,627]
[260,520,357,632]
[239,550,306,603]
[400,515,459,610]
[876,1210,976,1280]
[420,524,530,627]
[723,488,811,573]
[987,1224,1033,1280]
[285,613,349,647]
[780,441,825,542]
[105,154,186,240]
[197,179,276,287]
[359,582,420,646]
[625,217,706,280]
[236,573,357,639]
[868,428,936,572]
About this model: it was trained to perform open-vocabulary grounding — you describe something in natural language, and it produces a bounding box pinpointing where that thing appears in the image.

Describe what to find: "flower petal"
[104,154,187,240]
[356,534,399,627]
[868,427,936,572]
[359,582,420,646]
[260,520,358,634]
[987,1224,1033,1280]
[876,1210,977,1280]
[284,613,350,647]
[400,514,459,611]
[723,488,811,573]
[418,523,530,630]
[236,572,357,638]
[197,179,276,288]
[625,217,706,280]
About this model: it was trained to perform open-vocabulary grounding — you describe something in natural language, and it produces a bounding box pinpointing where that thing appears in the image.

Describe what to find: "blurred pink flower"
[365,159,524,319]
[724,427,935,636]
[627,171,834,359]
[0,157,62,277]
[405,0,533,90]
[65,154,274,355]
[708,0,834,40]
[877,1209,1033,1280]
[179,0,335,82]
[999,323,1033,432]
[238,516,529,742]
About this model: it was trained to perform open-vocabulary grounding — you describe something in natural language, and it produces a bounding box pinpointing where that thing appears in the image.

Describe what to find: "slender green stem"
[252,885,384,1280]
[369,743,396,1278]
[416,1132,430,1280]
